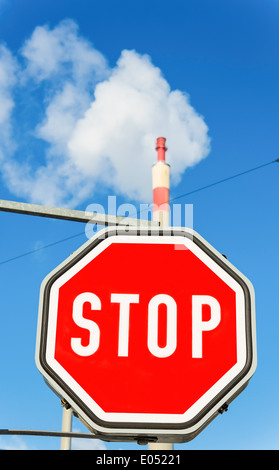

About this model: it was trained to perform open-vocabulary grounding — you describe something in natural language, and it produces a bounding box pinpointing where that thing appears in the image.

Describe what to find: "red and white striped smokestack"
[152,137,170,227]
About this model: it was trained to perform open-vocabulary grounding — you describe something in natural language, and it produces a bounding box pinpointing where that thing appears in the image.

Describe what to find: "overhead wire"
[0,231,85,266]
[168,158,278,204]
[0,158,278,266]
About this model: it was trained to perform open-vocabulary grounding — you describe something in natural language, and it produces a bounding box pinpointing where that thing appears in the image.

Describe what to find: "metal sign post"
[60,402,73,450]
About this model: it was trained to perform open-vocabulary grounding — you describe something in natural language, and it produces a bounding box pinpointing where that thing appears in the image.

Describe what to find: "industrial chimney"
[152,137,170,227]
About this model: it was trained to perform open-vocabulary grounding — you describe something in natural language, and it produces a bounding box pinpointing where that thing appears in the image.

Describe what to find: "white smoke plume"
[0,19,210,207]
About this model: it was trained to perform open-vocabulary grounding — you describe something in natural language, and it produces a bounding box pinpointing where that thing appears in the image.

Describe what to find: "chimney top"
[155,137,167,162]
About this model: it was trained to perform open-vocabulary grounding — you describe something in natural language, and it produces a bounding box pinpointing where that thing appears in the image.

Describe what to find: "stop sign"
[36,226,256,443]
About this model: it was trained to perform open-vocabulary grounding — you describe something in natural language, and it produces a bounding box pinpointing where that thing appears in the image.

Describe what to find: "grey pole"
[0,198,158,227]
[60,405,73,450]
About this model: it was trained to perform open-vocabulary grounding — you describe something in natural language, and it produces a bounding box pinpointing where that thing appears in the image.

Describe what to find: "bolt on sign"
[35,227,257,443]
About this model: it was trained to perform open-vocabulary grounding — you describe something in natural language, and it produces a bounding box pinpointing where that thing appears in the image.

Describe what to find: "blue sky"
[0,0,278,450]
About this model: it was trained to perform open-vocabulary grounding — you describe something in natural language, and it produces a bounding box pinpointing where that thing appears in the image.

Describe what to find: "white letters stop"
[71,293,221,359]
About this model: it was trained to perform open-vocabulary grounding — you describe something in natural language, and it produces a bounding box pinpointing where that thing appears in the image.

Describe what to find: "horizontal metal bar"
[0,428,157,443]
[0,428,99,439]
[0,199,159,227]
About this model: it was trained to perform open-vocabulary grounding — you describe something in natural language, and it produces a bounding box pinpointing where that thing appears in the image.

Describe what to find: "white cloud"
[0,435,28,450]
[21,19,109,84]
[0,44,18,158]
[70,425,107,450]
[0,20,210,208]
[71,436,107,450]
[68,49,210,201]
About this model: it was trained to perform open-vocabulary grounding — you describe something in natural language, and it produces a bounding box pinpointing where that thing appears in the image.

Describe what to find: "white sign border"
[36,226,257,438]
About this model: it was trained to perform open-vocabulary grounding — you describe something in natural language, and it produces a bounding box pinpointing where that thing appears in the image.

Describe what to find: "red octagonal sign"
[36,227,256,443]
